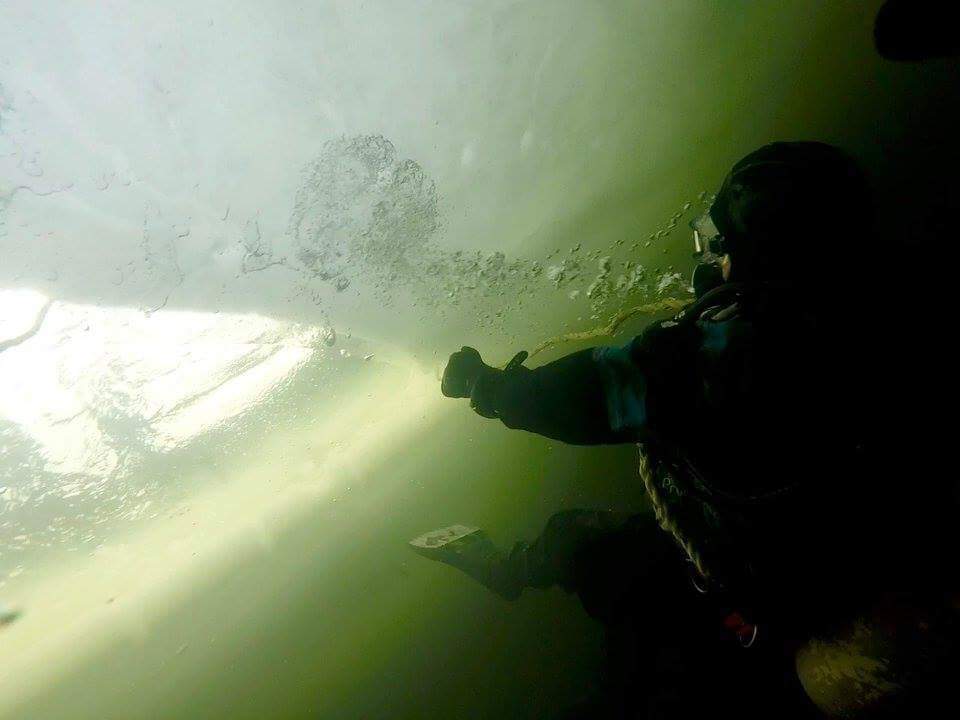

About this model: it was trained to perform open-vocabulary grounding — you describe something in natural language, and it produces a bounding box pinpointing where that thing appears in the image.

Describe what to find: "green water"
[7,354,644,719]
[0,1,957,718]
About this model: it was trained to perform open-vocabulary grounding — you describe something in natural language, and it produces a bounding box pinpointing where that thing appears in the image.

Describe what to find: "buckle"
[723,612,759,649]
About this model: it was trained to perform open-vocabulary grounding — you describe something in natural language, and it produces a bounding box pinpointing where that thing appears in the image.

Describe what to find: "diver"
[430,141,889,613]
[413,141,957,717]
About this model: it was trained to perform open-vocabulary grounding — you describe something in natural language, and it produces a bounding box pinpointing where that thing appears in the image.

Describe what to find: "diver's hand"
[441,346,493,398]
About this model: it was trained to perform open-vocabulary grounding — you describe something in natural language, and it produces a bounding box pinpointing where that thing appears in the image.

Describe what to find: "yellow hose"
[525,296,691,361]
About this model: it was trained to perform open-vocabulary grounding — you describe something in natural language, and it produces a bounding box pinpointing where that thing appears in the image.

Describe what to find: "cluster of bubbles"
[287,134,714,338]
[289,134,439,296]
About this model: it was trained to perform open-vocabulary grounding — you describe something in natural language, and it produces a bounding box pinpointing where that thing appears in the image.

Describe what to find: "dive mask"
[690,211,727,298]
[691,210,727,258]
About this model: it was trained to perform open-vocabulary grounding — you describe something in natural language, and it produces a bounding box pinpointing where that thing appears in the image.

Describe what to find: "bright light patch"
[0,288,320,476]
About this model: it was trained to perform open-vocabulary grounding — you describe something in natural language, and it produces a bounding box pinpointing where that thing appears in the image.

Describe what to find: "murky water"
[0,1,957,718]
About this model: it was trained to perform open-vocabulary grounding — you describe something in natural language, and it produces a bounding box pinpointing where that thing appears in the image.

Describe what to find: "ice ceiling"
[1,1,750,344]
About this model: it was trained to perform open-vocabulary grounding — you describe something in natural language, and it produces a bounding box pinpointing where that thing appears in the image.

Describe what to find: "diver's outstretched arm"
[441,344,648,445]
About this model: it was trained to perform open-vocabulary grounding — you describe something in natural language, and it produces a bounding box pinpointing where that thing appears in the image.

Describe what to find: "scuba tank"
[797,592,960,718]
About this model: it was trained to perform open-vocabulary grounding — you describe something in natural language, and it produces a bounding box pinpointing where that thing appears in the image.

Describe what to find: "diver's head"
[699,142,871,288]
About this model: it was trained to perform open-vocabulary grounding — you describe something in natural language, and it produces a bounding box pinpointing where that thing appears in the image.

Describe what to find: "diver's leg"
[409,524,523,599]
[514,509,632,592]
[409,510,654,607]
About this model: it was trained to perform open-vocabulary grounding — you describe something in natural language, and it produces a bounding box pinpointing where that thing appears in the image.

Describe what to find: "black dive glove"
[441,347,528,419]
[441,346,493,398]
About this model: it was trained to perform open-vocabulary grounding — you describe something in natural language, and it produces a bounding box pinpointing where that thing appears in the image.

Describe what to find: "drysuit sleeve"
[469,339,650,445]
